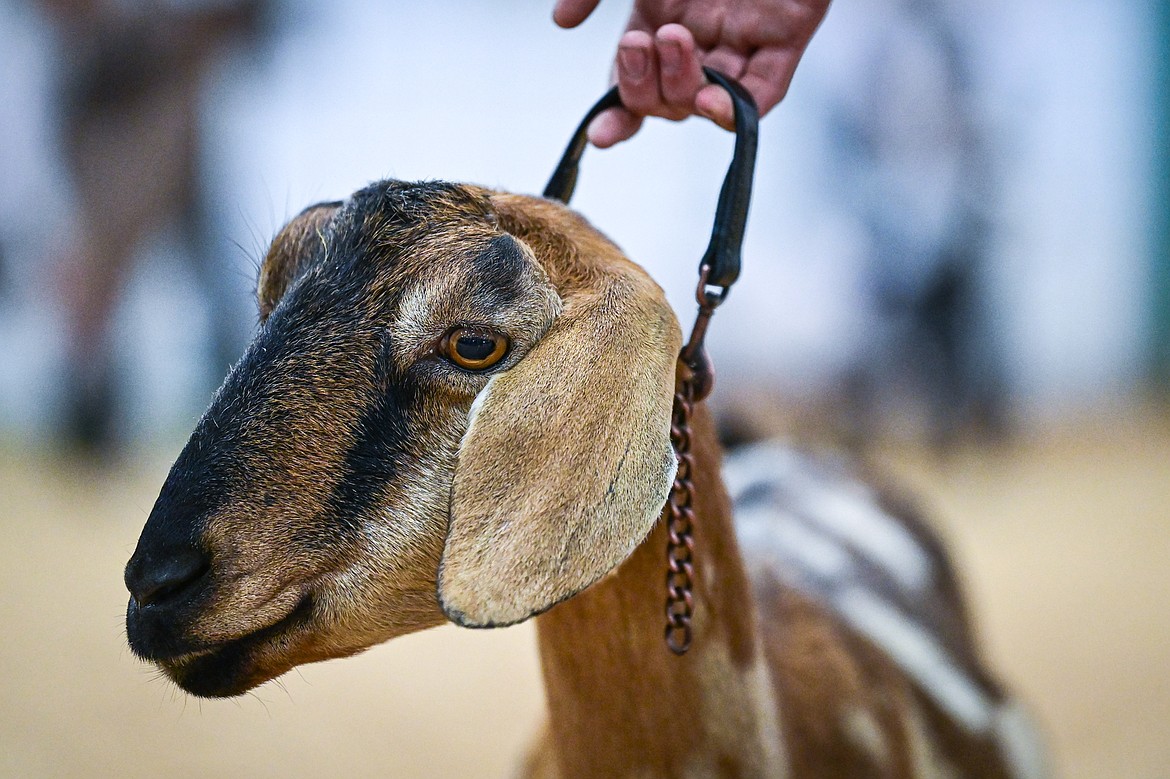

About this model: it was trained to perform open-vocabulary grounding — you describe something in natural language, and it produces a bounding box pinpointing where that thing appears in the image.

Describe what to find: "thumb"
[553,0,602,28]
[695,85,735,132]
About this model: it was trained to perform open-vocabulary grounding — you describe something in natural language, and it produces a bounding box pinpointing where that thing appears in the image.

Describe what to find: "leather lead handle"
[542,88,623,206]
[543,67,759,293]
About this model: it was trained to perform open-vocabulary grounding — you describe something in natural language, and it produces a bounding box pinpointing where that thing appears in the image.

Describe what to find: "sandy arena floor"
[1,409,1168,778]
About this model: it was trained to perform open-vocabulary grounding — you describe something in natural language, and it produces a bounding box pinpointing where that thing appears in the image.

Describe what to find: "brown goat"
[125,180,1045,777]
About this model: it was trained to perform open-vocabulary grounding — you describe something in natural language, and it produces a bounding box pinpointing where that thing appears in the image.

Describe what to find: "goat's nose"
[125,546,209,608]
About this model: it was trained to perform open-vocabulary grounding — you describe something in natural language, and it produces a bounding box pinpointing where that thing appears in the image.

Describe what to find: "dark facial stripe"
[319,377,420,541]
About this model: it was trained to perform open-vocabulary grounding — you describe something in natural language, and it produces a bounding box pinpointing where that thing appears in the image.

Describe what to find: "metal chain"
[663,266,724,655]
[664,376,698,654]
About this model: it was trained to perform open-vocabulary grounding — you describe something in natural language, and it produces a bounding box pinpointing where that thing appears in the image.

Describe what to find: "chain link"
[663,267,722,656]
[664,369,699,655]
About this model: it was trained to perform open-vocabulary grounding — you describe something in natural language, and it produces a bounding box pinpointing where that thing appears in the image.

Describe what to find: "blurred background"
[0,0,1166,776]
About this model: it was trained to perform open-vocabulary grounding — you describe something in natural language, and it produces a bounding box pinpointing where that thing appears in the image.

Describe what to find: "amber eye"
[443,328,509,371]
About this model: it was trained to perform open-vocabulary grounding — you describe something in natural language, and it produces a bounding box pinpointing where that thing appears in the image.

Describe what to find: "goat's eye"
[443,328,509,371]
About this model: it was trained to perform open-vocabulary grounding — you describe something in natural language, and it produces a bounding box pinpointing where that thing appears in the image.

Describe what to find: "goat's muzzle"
[124,536,216,664]
[124,491,319,697]
[124,547,316,698]
[124,544,209,610]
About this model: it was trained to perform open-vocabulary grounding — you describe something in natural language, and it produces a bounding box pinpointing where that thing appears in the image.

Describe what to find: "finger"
[738,48,802,117]
[695,85,735,131]
[552,0,602,28]
[699,46,748,83]
[587,106,644,148]
[615,30,664,117]
[654,24,704,115]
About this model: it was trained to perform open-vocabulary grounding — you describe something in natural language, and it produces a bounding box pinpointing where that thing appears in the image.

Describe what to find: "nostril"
[125,547,210,608]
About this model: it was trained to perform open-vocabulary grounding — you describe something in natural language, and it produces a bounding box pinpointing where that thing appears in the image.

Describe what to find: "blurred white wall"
[0,0,1158,442]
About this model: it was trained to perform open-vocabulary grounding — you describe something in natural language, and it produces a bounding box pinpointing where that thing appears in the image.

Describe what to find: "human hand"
[553,0,831,147]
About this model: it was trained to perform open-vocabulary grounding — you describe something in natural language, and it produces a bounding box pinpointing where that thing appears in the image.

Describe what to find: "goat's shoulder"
[724,442,973,660]
[725,442,1047,776]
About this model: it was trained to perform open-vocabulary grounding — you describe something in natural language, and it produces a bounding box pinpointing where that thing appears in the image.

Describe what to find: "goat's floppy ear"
[438,269,681,627]
[257,201,341,321]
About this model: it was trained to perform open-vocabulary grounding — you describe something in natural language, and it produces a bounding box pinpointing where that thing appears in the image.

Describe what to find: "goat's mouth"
[154,594,316,698]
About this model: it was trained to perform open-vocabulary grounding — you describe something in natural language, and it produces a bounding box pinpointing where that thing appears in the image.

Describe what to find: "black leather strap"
[543,67,758,294]
[542,88,623,207]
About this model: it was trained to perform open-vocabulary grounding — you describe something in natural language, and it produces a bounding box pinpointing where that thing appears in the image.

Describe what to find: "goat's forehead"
[321,190,506,284]
[394,231,545,305]
[312,189,550,312]
[338,179,496,259]
[349,179,493,223]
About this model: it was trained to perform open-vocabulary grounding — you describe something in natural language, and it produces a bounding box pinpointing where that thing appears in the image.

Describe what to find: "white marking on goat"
[694,643,790,779]
[395,282,431,340]
[724,442,931,591]
[737,507,853,580]
[836,588,993,733]
[842,705,890,769]
[902,702,961,779]
[362,473,444,560]
[461,375,498,448]
[747,654,790,778]
[993,701,1049,779]
[664,448,679,490]
[796,485,931,591]
[722,442,803,498]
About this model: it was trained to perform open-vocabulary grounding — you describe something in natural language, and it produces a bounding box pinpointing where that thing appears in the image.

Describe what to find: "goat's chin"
[155,593,444,698]
[155,595,325,698]
[161,649,290,699]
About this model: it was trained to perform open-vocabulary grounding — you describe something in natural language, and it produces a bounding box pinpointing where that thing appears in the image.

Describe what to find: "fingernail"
[618,47,648,80]
[659,40,682,75]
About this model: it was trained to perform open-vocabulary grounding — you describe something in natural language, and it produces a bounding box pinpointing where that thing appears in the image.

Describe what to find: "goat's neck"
[533,403,781,777]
